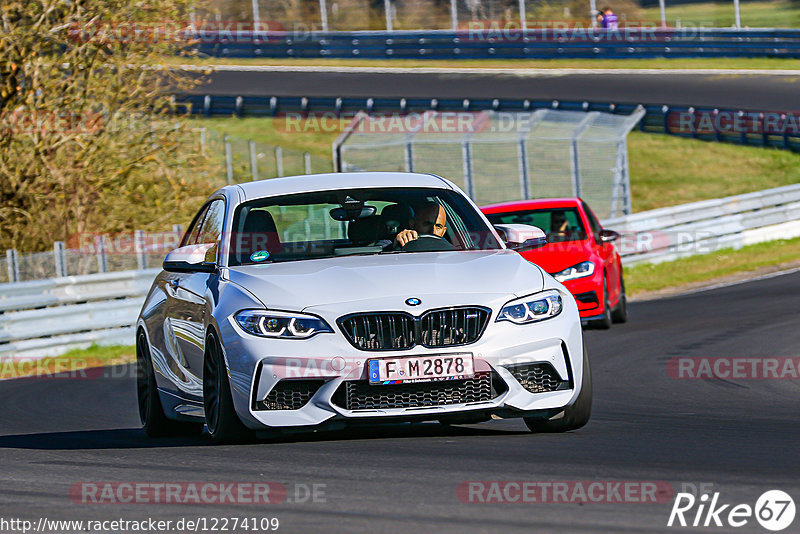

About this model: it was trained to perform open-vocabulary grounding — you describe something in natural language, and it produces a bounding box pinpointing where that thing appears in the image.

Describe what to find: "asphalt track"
[195,66,800,111]
[1,270,798,533]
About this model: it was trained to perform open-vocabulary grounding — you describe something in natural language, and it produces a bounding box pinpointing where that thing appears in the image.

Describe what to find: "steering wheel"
[400,234,455,252]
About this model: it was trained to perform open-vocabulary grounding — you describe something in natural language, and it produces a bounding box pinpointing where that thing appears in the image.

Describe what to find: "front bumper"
[216,293,585,430]
[556,272,606,318]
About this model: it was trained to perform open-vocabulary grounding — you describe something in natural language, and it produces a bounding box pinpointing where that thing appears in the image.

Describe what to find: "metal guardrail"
[176,94,800,154]
[606,183,800,265]
[190,28,800,59]
[0,269,159,359]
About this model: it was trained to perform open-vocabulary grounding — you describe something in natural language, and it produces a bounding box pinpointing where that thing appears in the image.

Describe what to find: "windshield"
[228,187,502,266]
[485,207,588,243]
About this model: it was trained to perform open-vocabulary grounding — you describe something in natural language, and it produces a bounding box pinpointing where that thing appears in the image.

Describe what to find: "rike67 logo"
[668,490,795,531]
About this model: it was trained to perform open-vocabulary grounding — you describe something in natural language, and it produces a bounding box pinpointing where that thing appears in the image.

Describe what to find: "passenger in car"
[394,200,447,247]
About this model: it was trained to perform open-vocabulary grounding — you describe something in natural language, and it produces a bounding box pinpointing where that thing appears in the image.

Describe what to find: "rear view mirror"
[329,205,377,221]
[494,224,547,252]
[163,243,217,273]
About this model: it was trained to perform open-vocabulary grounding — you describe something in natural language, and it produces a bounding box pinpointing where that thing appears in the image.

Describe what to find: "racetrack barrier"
[176,94,800,154]
[187,28,800,60]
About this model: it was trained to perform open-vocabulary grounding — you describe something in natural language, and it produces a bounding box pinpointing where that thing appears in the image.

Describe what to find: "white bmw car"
[136,172,591,443]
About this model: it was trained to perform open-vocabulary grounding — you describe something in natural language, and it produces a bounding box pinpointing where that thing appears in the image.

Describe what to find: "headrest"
[348,217,380,245]
[239,210,281,255]
[381,203,414,235]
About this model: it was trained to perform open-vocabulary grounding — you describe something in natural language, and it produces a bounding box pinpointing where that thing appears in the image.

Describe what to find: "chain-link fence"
[193,0,658,32]
[199,128,332,184]
[334,108,644,218]
[191,0,774,33]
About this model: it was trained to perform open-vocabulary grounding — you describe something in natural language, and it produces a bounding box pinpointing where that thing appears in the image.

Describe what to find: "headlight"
[497,290,563,324]
[552,261,595,282]
[234,310,333,339]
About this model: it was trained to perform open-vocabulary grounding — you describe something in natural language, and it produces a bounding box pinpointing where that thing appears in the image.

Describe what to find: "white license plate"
[368,354,474,385]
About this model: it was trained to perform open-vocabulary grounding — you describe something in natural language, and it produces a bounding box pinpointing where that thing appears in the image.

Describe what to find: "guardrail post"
[96,235,109,273]
[224,137,234,184]
[6,249,19,283]
[462,141,475,200]
[135,230,147,270]
[54,241,67,278]
[275,146,284,177]
[304,152,312,174]
[319,0,329,32]
[249,140,259,181]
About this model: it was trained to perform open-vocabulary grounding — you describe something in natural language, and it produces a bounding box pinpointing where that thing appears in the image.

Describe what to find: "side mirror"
[163,243,217,273]
[599,229,620,243]
[494,224,547,252]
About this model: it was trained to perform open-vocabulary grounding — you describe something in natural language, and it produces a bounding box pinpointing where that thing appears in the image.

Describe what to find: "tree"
[0,0,218,251]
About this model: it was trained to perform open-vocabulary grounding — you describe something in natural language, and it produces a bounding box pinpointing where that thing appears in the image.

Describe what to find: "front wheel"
[203,331,254,444]
[524,344,592,433]
[611,272,628,324]
[137,330,203,437]
[590,276,612,330]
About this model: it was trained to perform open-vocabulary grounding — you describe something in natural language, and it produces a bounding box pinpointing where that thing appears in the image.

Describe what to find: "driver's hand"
[394,229,418,247]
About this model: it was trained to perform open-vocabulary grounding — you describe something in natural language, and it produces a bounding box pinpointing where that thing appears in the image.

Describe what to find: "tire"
[590,276,612,330]
[611,272,628,324]
[137,330,203,437]
[203,331,254,444]
[524,344,592,433]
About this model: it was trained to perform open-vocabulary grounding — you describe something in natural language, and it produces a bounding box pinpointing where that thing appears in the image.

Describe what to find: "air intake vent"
[506,363,569,393]
[255,379,325,411]
[331,371,506,411]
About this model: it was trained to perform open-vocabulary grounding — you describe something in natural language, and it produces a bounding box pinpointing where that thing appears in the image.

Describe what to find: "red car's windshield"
[485,207,588,243]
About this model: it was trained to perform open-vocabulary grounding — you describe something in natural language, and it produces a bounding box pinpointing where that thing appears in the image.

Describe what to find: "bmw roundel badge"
[405,297,422,306]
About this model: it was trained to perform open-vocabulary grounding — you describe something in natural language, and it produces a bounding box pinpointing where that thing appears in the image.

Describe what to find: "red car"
[482,198,627,329]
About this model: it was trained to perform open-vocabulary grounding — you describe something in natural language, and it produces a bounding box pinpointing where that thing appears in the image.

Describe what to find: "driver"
[547,211,571,242]
[394,201,447,247]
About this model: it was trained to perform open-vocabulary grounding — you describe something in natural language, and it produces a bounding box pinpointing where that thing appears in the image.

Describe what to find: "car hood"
[226,249,544,312]
[519,240,594,274]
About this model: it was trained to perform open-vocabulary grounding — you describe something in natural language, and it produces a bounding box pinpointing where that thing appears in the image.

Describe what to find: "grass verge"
[626,237,800,297]
[0,344,135,380]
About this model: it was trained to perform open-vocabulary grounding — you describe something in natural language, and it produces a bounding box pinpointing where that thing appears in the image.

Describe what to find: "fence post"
[249,140,259,181]
[319,0,329,32]
[6,249,19,283]
[96,235,109,273]
[384,0,393,31]
[304,152,312,174]
[275,146,284,177]
[462,141,475,200]
[404,142,414,172]
[54,241,67,278]
[225,137,234,184]
[570,139,582,198]
[135,230,147,270]
[517,139,530,199]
